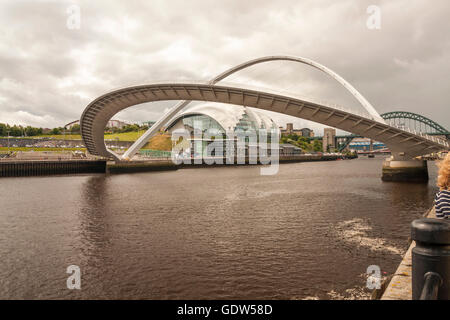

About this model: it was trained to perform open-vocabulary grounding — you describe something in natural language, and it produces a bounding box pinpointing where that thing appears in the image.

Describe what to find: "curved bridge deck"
[80,83,448,160]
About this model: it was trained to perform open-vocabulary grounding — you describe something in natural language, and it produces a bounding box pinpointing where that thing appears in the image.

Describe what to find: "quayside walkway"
[381,208,436,300]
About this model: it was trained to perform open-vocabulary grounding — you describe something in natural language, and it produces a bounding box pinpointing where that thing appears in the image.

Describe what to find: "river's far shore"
[0,153,358,177]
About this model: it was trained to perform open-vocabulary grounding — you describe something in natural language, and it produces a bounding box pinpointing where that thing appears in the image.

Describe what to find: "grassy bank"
[1,132,174,153]
[0,147,86,152]
[1,131,145,141]
[1,131,143,140]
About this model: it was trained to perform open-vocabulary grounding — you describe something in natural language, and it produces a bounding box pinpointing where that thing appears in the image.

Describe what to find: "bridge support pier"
[382,157,428,183]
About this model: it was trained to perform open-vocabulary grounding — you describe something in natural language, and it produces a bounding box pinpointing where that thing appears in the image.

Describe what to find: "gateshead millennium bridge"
[80,55,449,182]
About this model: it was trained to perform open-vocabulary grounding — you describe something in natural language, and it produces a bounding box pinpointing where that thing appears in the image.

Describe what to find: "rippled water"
[0,157,439,299]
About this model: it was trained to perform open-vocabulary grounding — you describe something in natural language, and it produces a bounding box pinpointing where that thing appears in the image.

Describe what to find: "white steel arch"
[118,55,384,160]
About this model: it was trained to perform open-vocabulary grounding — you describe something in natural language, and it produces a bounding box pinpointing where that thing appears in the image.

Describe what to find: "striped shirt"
[435,190,450,219]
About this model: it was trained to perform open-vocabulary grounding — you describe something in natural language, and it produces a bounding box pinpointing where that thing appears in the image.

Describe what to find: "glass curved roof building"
[166,103,280,138]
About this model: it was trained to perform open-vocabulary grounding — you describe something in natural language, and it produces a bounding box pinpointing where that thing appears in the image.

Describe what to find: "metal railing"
[139,149,172,158]
[392,124,449,147]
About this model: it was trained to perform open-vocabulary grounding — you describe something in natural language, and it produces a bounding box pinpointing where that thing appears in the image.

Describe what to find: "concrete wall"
[0,160,106,177]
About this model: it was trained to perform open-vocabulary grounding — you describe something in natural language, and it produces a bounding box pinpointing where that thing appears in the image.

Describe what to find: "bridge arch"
[210,56,385,123]
[93,55,384,160]
[381,111,450,135]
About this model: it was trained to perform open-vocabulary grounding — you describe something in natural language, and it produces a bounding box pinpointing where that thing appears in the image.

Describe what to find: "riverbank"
[107,160,178,174]
[0,159,106,177]
[0,154,354,177]
[107,154,353,174]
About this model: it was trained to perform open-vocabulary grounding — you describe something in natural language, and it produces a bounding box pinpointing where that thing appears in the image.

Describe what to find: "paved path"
[380,207,436,300]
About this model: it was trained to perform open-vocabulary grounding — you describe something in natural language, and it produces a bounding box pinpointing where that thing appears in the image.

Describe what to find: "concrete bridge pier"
[382,153,428,183]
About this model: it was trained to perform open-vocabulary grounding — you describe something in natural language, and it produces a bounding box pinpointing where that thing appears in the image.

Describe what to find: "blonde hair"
[437,153,450,190]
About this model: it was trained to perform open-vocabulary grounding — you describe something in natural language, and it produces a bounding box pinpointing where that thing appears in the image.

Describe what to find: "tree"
[121,124,140,133]
[50,127,62,135]
[9,125,23,136]
[313,140,322,152]
[286,133,300,141]
[0,123,6,136]
[0,123,44,137]
[70,124,81,133]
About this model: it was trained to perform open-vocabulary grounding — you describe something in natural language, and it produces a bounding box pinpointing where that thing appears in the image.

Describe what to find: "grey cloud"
[0,0,448,132]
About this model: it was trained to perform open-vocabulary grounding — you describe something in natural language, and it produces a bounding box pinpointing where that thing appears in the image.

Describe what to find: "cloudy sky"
[0,0,449,134]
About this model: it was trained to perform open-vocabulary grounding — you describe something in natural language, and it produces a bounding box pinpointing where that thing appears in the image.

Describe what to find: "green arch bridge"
[327,111,450,152]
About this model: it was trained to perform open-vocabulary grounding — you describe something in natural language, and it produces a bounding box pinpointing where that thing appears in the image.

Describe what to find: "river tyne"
[0,157,439,299]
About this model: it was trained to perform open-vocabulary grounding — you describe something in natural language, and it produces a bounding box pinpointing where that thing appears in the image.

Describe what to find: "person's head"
[437,153,450,190]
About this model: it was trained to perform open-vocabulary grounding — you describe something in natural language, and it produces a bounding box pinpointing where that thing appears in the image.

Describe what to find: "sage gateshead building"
[165,103,281,158]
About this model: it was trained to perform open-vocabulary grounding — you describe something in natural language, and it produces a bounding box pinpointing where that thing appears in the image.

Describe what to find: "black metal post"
[411,218,450,300]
